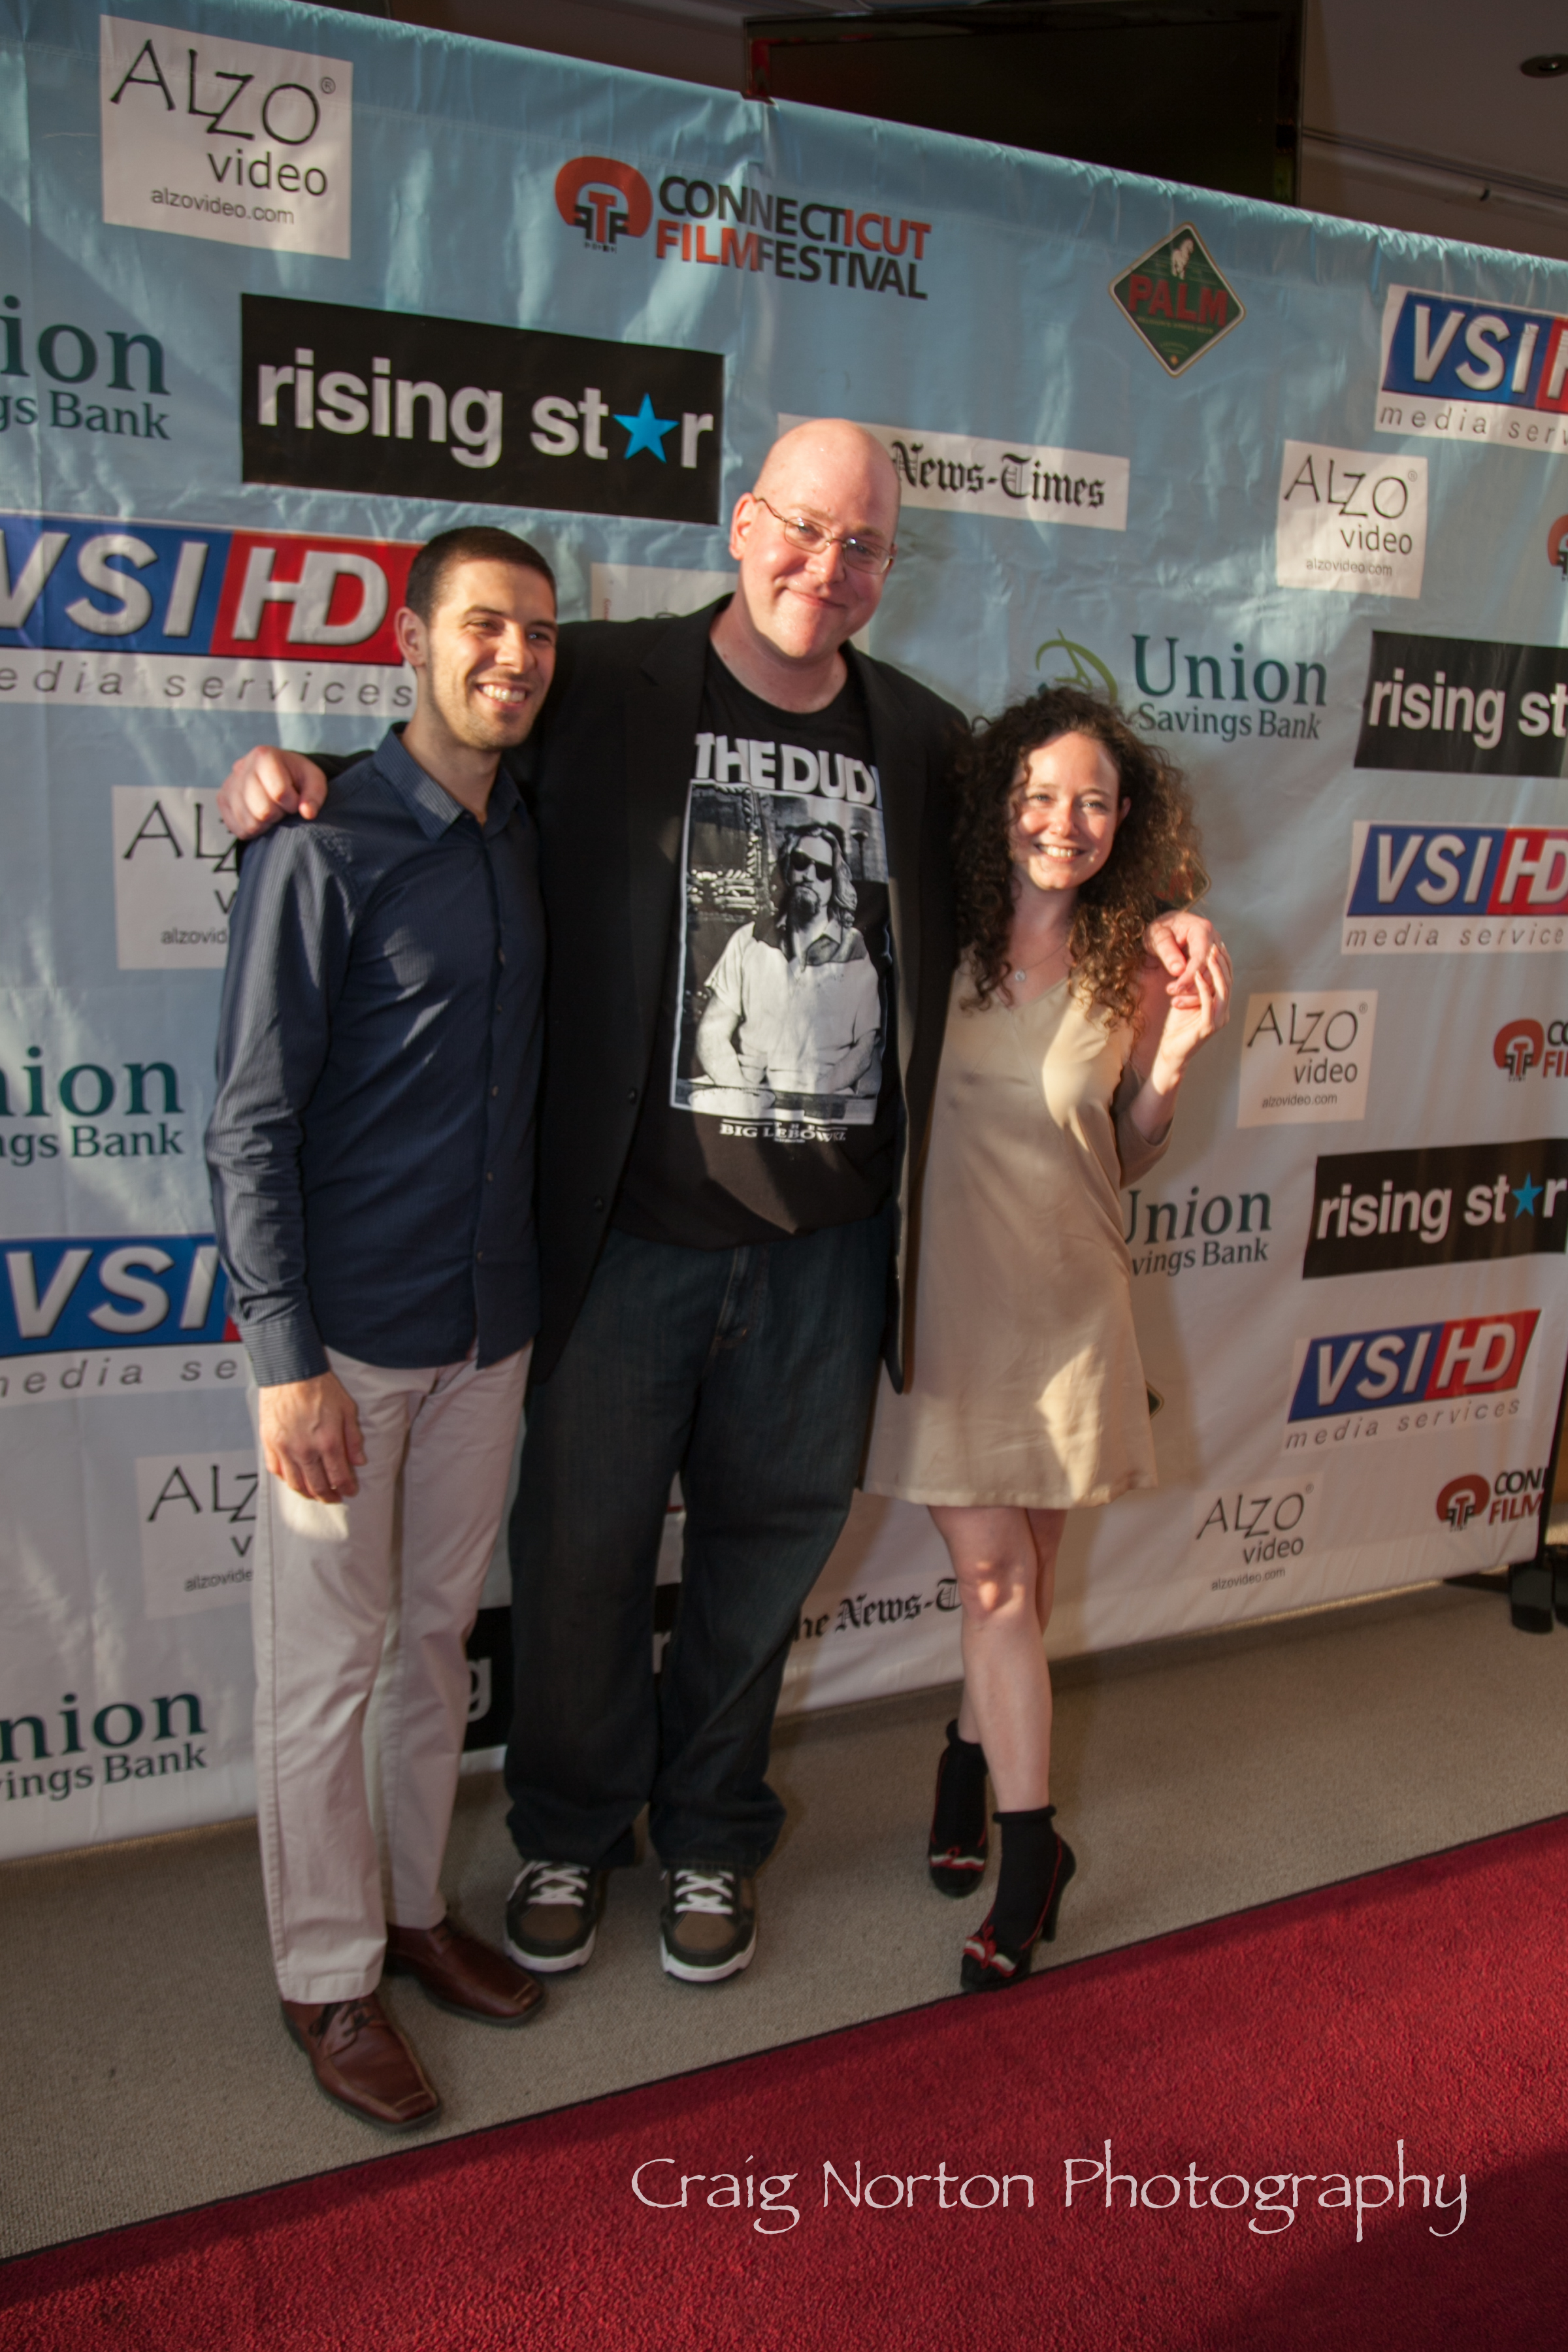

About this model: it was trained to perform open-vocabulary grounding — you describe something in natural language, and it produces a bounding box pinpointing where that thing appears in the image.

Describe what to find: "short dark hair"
[404,526,556,625]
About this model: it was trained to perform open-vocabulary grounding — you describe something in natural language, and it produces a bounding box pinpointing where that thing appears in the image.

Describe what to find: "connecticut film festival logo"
[555,157,652,250]
[552,154,935,302]
[1439,1473,1489,1529]
[1109,224,1244,378]
[1436,1468,1546,1530]
[1493,1016,1568,1081]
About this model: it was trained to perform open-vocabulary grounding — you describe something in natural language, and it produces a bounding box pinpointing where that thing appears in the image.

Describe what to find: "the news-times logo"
[240,294,724,527]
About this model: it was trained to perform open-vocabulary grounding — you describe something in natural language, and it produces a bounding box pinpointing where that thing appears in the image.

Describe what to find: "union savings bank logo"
[1437,1467,1546,1529]
[552,154,934,302]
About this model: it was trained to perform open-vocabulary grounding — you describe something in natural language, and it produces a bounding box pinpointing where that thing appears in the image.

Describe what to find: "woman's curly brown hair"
[954,685,1207,1031]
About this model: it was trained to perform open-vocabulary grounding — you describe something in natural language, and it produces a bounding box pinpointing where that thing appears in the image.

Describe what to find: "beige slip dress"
[863,964,1166,1510]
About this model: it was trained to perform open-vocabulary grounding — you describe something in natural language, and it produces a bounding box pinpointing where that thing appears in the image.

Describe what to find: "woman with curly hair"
[863,685,1230,1991]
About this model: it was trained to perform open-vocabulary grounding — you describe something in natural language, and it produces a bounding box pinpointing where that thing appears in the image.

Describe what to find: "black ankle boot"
[926,1720,988,1897]
[960,1805,1076,1991]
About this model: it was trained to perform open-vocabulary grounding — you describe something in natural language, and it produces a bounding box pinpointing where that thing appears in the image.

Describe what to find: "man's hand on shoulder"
[1145,908,1228,1008]
[258,1370,368,1503]
[218,745,329,841]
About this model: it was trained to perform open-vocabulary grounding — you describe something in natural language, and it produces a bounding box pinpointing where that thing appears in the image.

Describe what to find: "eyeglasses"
[788,851,836,879]
[753,497,895,576]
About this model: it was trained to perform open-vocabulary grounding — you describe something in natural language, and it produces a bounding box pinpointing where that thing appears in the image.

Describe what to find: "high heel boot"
[960,1805,1075,1990]
[927,1720,988,1897]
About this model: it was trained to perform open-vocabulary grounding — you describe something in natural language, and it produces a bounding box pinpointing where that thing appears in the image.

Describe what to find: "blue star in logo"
[1514,1173,1542,1216]
[613,394,677,462]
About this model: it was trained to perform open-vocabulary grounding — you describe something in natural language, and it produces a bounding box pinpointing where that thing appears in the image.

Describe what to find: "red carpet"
[5,1820,1568,2351]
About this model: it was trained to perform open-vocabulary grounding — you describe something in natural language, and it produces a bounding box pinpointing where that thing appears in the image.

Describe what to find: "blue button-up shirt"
[206,727,544,1384]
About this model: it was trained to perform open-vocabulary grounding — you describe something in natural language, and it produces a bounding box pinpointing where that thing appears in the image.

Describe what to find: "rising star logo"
[614,393,677,460]
[1109,223,1245,378]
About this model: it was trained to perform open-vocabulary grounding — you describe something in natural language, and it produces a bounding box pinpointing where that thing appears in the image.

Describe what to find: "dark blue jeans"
[503,1209,893,1872]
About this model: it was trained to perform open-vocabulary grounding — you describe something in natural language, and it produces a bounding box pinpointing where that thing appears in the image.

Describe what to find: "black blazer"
[309,600,964,1384]
[525,601,964,1385]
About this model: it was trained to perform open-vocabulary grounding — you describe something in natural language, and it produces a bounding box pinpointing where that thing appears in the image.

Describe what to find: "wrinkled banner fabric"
[3,0,1566,1859]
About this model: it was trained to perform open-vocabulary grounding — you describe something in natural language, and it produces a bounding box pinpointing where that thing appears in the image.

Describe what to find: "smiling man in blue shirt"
[207,526,555,2132]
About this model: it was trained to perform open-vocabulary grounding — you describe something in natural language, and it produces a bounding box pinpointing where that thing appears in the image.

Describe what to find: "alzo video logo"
[1302,1142,1568,1279]
[1192,1484,1316,1592]
[240,294,723,527]
[1275,442,1427,600]
[1435,1467,1546,1530]
[1377,286,1568,455]
[1236,991,1375,1128]
[0,510,416,716]
[1343,823,1568,955]
[0,1236,242,1407]
[1284,1309,1539,1451]
[100,15,351,259]
[1354,631,1568,777]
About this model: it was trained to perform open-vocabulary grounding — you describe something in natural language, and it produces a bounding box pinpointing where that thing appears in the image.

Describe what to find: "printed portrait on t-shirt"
[672,736,891,1142]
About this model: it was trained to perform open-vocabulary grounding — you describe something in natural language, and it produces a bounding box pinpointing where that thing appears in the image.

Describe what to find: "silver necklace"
[1011,947,1065,985]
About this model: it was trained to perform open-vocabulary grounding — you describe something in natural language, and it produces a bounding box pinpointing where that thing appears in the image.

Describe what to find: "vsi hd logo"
[0,510,416,715]
[1343,823,1568,955]
[1377,286,1568,455]
[241,294,723,527]
[0,1236,241,1407]
[1302,1141,1568,1279]
[1284,1309,1539,1452]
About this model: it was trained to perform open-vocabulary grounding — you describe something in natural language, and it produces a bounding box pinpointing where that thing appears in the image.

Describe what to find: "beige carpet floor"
[4,1577,1567,2259]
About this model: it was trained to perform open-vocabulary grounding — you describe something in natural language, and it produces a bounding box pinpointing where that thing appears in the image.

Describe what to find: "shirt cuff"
[239,1313,331,1388]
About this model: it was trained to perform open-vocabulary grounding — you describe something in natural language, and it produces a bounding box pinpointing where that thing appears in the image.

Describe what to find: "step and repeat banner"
[3,0,1567,1858]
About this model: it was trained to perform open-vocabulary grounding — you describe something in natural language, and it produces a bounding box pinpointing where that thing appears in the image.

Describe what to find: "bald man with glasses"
[216,418,1219,1989]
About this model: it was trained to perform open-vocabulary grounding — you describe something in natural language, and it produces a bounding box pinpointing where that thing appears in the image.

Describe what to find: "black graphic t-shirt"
[614,650,899,1247]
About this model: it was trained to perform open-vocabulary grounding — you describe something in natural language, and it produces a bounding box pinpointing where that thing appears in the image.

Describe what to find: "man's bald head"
[713,416,902,706]
[753,419,901,541]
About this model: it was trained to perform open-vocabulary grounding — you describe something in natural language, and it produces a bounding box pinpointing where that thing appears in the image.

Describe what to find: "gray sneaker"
[503,1860,608,1974]
[659,1866,757,1984]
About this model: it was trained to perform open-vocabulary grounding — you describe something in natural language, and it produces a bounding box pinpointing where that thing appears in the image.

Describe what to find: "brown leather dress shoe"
[384,1915,546,2026]
[280,1991,441,2131]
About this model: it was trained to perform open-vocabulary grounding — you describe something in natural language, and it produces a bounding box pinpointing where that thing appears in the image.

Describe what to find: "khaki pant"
[249,1344,529,2003]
